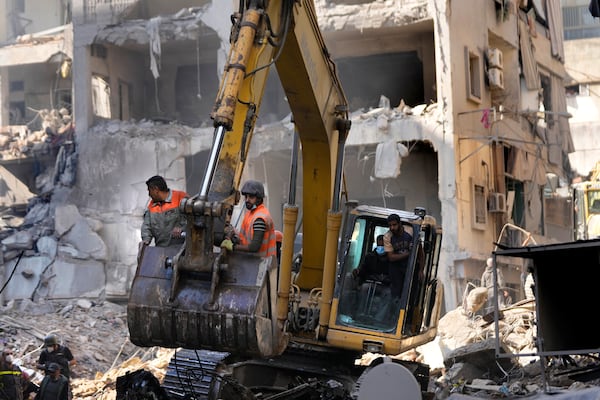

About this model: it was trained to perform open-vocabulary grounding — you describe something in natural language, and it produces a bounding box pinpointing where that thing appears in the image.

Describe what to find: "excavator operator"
[220,180,277,257]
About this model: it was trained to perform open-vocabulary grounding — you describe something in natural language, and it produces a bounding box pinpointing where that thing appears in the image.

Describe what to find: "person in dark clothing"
[353,234,389,285]
[35,363,68,400]
[37,334,75,399]
[36,335,75,380]
[0,348,25,400]
[383,214,413,298]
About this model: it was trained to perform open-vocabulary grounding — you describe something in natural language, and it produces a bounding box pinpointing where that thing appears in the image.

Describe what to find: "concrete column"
[430,0,460,311]
[0,68,8,126]
[72,45,92,139]
[71,0,98,139]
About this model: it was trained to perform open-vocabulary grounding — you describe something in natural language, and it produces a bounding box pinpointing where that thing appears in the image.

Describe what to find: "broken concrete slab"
[54,203,80,236]
[1,229,33,250]
[62,218,107,260]
[47,255,105,298]
[0,165,34,207]
[445,337,515,379]
[36,235,58,258]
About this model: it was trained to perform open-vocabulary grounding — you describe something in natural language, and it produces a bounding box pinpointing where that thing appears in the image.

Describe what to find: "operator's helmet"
[44,334,58,347]
[241,180,265,200]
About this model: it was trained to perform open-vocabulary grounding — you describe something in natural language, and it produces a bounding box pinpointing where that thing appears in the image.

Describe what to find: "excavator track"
[162,349,229,399]
[158,345,430,400]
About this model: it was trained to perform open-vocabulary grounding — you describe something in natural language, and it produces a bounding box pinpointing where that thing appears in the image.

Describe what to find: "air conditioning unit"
[487,48,503,69]
[488,192,506,213]
[488,67,504,91]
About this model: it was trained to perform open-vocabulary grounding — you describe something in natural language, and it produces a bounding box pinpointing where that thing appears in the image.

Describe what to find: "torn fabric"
[374,141,409,179]
[147,17,162,79]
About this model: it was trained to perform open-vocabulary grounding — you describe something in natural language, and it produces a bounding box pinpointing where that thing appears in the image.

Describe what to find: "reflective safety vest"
[239,204,277,258]
[0,367,23,400]
[142,189,188,247]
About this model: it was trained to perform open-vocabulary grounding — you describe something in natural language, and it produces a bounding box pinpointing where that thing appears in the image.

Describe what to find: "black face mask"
[245,201,257,210]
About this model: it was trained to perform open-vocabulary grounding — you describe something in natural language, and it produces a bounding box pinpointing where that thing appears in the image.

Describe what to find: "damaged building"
[0,0,575,314]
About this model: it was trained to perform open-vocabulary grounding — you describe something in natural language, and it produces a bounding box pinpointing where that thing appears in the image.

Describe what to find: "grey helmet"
[241,180,265,199]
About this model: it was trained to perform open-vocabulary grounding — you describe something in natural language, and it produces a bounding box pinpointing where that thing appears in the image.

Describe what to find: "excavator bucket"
[127,246,287,357]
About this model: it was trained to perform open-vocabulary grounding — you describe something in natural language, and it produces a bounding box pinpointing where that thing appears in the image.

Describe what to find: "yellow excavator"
[127,1,444,398]
[573,160,600,240]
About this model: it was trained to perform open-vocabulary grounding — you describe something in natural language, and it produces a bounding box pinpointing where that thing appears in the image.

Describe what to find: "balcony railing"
[83,0,137,24]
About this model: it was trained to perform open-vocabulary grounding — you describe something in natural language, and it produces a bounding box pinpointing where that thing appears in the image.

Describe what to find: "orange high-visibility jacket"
[141,189,188,247]
[239,204,277,257]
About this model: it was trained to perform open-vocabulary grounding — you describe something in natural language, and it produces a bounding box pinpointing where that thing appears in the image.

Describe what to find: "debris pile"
[2,295,600,399]
[0,108,74,160]
[432,295,600,399]
[0,298,174,400]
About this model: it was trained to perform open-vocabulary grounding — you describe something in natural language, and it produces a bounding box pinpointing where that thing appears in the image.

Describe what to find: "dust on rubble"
[0,299,174,400]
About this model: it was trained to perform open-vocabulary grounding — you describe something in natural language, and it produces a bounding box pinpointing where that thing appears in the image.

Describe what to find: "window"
[91,75,111,118]
[563,5,600,40]
[465,47,482,103]
[9,81,24,92]
[566,84,589,97]
[9,101,25,124]
[540,74,553,128]
[472,179,487,229]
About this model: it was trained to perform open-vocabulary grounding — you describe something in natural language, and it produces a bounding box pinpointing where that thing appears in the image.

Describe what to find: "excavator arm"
[128,0,350,357]
[128,3,446,397]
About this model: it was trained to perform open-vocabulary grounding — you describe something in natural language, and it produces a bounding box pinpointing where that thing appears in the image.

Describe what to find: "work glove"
[220,239,234,252]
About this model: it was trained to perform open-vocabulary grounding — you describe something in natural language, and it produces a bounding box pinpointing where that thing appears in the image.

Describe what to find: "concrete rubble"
[426,294,600,399]
[2,293,600,399]
[0,99,597,399]
[0,108,74,162]
[0,299,173,400]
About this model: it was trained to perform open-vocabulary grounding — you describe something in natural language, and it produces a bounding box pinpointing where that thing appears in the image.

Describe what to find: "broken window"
[118,80,132,121]
[540,73,553,128]
[9,101,25,124]
[471,180,487,229]
[92,75,111,119]
[563,5,600,39]
[507,178,525,227]
[9,80,24,92]
[465,47,482,103]
[566,83,589,97]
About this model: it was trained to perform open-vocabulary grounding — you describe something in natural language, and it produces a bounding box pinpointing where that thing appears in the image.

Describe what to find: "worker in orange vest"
[221,180,277,258]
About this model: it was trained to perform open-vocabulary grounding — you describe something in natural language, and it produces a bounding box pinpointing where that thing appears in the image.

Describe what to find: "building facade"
[0,0,575,312]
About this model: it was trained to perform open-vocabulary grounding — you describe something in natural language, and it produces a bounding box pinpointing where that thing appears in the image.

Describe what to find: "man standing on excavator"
[220,180,277,258]
[141,175,188,247]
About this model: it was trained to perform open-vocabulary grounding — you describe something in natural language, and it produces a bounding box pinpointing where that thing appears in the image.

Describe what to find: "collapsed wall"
[0,119,214,303]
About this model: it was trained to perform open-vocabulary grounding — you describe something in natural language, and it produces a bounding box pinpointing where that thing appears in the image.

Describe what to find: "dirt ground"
[0,298,174,400]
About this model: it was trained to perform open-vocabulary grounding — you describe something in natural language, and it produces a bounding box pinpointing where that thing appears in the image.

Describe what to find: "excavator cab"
[326,205,444,355]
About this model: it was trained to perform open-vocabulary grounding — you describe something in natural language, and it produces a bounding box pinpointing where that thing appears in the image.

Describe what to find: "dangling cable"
[0,251,24,294]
